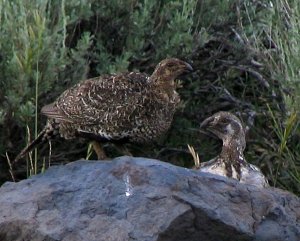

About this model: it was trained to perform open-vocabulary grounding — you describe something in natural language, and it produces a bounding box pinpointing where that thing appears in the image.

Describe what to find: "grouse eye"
[166,62,175,68]
[213,120,229,132]
[217,122,228,129]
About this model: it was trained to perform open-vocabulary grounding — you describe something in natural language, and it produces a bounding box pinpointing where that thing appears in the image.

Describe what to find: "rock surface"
[0,156,299,241]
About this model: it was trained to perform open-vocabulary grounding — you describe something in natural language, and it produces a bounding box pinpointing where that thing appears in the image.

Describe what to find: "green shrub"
[0,0,92,153]
[0,0,198,178]
[1,0,300,196]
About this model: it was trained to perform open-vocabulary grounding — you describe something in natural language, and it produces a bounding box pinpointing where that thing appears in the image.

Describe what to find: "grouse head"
[199,112,269,188]
[150,58,193,85]
[200,111,246,150]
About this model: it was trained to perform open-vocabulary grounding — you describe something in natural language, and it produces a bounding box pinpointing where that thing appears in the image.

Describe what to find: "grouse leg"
[91,141,108,160]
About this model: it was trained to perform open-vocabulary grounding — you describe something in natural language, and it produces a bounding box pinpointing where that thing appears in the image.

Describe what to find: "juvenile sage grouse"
[199,111,269,188]
[13,58,193,163]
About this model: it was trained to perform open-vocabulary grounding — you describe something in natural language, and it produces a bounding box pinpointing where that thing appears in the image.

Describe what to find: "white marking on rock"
[123,172,133,197]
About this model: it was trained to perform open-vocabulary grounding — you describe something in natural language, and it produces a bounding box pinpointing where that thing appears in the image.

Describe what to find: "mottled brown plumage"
[199,111,269,188]
[13,58,193,163]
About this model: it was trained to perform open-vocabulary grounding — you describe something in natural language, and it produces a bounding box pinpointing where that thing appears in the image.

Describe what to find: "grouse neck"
[149,74,177,101]
[150,72,175,84]
[220,138,246,165]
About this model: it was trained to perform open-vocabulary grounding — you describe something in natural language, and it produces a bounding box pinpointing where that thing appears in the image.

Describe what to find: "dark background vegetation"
[1,0,300,195]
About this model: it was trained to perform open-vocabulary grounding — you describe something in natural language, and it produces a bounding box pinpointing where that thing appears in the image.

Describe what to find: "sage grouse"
[199,111,269,188]
[13,58,193,163]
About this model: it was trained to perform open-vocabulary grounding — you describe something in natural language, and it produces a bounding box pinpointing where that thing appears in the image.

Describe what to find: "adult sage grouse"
[199,111,269,188]
[13,58,193,163]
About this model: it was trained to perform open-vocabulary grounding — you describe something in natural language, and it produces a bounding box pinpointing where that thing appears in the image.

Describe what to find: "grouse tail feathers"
[13,127,48,166]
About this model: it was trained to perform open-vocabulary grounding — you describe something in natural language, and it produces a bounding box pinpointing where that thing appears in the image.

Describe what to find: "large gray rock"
[0,156,299,241]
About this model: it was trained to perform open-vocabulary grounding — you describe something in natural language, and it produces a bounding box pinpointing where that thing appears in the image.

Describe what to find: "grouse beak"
[183,62,193,73]
[200,116,221,138]
[200,116,214,130]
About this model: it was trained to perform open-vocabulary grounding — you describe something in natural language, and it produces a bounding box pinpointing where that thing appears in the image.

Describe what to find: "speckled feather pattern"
[41,61,185,143]
[200,155,269,188]
[42,72,179,142]
[13,58,192,164]
[199,112,269,188]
